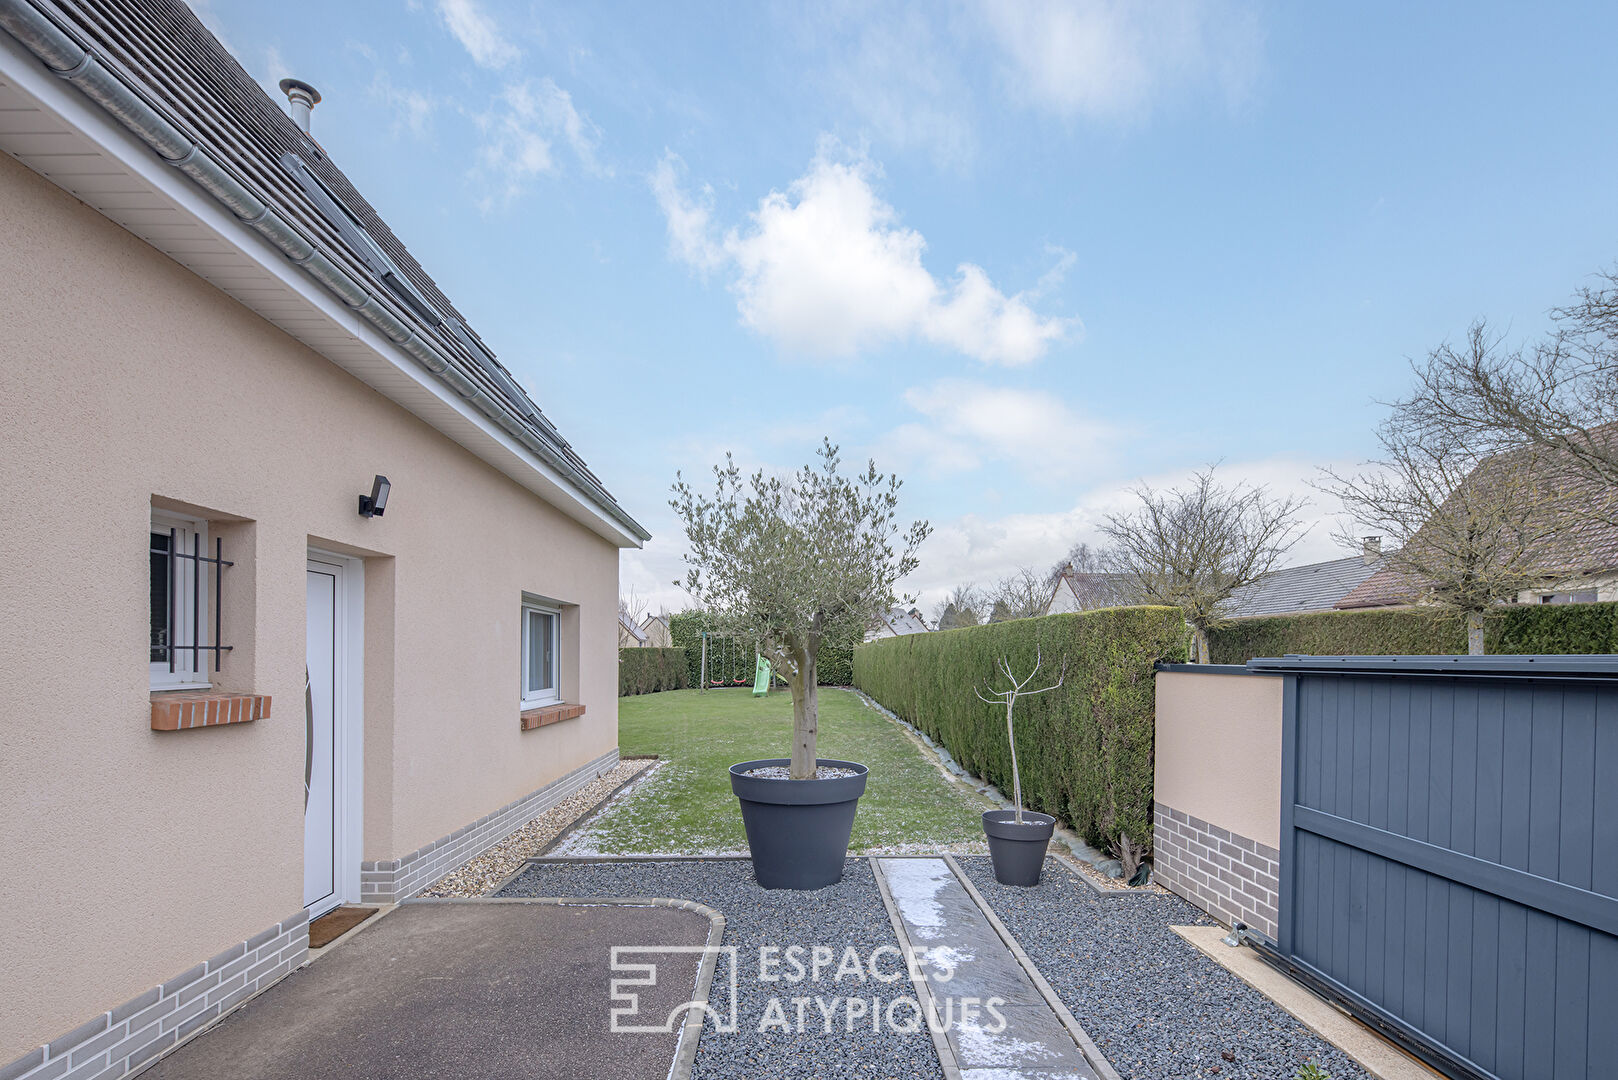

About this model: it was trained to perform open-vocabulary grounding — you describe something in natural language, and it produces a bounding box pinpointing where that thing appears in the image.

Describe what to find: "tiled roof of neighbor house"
[618,611,648,643]
[870,608,930,638]
[0,0,645,540]
[1044,568,1128,614]
[1224,555,1385,618]
[1336,423,1618,609]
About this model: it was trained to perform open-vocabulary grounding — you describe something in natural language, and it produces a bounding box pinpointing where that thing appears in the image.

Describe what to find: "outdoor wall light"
[358,475,391,518]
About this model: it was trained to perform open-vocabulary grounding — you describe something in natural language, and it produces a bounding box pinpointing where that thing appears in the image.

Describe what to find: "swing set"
[699,631,775,695]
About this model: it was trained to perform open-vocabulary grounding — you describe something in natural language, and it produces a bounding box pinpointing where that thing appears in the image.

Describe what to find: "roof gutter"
[0,0,649,543]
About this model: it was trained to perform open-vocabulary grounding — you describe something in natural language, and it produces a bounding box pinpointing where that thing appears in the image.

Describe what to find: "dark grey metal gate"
[1247,655,1618,1080]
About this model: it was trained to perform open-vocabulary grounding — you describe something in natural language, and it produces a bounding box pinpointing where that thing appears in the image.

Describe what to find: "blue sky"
[199,0,1618,613]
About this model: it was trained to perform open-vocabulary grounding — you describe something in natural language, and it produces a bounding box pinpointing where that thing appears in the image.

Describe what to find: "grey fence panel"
[1253,656,1618,1080]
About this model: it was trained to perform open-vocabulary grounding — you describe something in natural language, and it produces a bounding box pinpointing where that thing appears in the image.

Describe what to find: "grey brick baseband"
[1153,802,1280,940]
[359,747,621,904]
[2,910,310,1080]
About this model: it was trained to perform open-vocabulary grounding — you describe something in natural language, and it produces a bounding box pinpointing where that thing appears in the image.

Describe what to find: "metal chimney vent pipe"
[278,77,320,134]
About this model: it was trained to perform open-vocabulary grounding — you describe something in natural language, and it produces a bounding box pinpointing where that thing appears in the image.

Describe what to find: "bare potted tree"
[976,650,1064,886]
[671,440,929,889]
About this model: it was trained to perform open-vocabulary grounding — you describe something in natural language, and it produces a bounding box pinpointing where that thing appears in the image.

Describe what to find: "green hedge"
[1207,601,1618,664]
[853,606,1188,855]
[618,648,689,696]
[669,610,856,688]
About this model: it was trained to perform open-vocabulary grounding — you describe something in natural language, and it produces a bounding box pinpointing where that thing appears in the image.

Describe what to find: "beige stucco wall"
[0,153,621,1056]
[1153,670,1283,849]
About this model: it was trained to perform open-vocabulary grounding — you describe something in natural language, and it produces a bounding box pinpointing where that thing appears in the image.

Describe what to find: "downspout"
[0,0,650,542]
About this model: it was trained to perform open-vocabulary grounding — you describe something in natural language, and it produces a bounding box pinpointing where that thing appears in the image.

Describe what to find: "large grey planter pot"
[730,758,868,890]
[982,809,1056,886]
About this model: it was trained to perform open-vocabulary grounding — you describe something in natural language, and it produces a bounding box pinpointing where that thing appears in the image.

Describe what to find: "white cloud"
[436,0,521,70]
[652,145,1074,364]
[905,455,1349,613]
[883,378,1113,480]
[472,78,606,209]
[369,69,436,137]
[975,0,1261,121]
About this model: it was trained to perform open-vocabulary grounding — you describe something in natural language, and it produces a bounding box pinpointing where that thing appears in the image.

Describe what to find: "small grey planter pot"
[982,809,1056,886]
[729,758,869,889]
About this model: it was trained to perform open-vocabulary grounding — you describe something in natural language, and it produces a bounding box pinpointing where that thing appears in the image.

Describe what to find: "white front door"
[304,558,341,917]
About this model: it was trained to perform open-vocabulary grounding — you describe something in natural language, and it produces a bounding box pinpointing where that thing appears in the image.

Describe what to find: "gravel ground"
[957,857,1370,1080]
[419,759,657,897]
[497,859,945,1080]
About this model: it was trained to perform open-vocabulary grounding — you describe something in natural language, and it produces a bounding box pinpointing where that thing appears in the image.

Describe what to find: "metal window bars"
[151,528,234,673]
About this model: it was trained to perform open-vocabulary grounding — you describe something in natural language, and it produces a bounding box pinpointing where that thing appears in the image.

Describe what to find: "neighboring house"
[1043,565,1128,615]
[0,3,648,1073]
[1336,433,1618,610]
[866,607,931,642]
[640,612,673,648]
[1223,540,1386,618]
[618,611,650,647]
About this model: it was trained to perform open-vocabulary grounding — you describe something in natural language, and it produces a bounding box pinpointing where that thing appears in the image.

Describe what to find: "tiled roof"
[1336,424,1618,609]
[1224,555,1385,618]
[6,0,644,538]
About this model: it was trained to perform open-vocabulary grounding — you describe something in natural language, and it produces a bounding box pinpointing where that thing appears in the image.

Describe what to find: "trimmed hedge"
[669,610,856,688]
[618,647,689,696]
[853,606,1188,855]
[1207,601,1618,664]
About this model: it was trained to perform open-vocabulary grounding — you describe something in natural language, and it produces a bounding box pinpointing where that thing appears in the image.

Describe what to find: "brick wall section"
[1,911,308,1080]
[518,702,585,730]
[1154,803,1280,940]
[149,692,271,731]
[360,747,619,904]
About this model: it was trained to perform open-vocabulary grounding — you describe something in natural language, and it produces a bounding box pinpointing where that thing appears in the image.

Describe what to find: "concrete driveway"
[144,899,714,1080]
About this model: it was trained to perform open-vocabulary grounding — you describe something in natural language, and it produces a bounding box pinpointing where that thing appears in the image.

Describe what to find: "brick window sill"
[151,691,271,731]
[520,702,585,731]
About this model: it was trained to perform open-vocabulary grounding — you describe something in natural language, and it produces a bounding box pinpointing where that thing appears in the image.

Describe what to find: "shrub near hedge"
[618,648,689,696]
[853,606,1188,856]
[1206,601,1618,664]
[670,610,857,688]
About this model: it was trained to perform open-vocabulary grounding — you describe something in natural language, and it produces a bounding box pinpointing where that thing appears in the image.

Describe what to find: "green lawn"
[558,687,992,855]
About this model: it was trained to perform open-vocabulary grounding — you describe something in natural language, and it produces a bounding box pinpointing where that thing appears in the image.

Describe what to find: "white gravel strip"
[419,758,658,897]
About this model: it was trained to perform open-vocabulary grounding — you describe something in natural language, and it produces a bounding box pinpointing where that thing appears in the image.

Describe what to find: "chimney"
[1361,536,1382,563]
[278,78,321,135]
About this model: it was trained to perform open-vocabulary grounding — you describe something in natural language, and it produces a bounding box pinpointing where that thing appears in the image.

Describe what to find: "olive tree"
[671,440,930,778]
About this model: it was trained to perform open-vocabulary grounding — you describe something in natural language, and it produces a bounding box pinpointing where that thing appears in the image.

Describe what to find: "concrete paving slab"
[143,900,713,1080]
[875,858,1098,1080]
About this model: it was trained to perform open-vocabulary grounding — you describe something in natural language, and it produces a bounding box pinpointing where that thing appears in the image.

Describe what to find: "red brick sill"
[151,691,271,731]
[520,702,585,731]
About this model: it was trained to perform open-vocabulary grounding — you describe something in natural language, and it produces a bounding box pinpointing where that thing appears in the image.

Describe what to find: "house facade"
[0,2,646,1074]
[640,612,674,648]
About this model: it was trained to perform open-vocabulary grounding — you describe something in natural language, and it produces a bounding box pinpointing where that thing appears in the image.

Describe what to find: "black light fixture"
[358,475,391,518]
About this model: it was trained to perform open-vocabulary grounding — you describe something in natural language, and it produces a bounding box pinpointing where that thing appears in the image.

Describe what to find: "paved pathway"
[875,857,1100,1080]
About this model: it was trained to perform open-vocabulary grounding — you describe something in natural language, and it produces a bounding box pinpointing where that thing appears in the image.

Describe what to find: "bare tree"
[1101,467,1308,663]
[1401,272,1618,527]
[1317,394,1573,654]
[934,584,983,629]
[672,440,929,778]
[988,565,1050,621]
[974,650,1064,824]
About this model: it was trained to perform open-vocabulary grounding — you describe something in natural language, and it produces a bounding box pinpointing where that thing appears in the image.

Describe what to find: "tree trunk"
[790,651,819,779]
[1192,624,1210,664]
[1466,611,1486,656]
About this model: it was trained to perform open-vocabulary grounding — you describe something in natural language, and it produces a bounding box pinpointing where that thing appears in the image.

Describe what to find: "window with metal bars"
[150,510,233,690]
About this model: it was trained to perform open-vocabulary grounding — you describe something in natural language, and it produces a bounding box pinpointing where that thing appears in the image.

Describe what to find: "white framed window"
[521,600,561,707]
[150,510,209,691]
